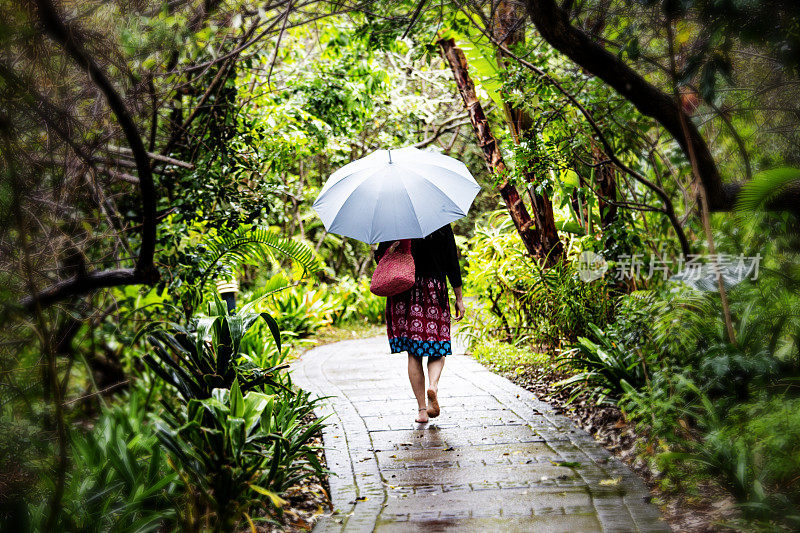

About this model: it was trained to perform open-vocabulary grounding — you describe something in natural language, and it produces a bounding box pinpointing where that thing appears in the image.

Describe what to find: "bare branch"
[104,145,194,169]
[18,269,140,311]
[524,0,730,211]
[34,0,158,284]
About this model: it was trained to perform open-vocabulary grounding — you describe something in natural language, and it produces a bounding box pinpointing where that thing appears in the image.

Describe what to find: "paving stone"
[373,515,603,533]
[290,336,670,532]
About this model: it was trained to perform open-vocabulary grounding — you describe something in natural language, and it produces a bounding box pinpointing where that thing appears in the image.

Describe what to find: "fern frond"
[240,274,295,305]
[734,167,800,212]
[197,226,322,292]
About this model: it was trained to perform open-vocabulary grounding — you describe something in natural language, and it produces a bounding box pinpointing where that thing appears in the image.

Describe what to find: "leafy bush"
[157,379,324,530]
[135,295,326,530]
[54,392,178,532]
[656,382,800,529]
[471,339,548,375]
[461,210,612,349]
[267,286,334,337]
[698,345,782,402]
[241,277,384,342]
[735,396,800,510]
[330,277,384,325]
[142,297,285,401]
[556,323,649,402]
[170,225,323,316]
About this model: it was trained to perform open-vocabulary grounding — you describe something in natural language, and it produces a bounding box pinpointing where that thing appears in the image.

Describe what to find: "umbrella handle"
[387,239,411,254]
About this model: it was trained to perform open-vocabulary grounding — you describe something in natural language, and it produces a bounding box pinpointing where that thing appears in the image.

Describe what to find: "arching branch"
[34,0,158,280]
[524,0,732,210]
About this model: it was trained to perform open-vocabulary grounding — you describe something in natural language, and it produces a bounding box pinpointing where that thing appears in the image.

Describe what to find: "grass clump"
[470,339,548,375]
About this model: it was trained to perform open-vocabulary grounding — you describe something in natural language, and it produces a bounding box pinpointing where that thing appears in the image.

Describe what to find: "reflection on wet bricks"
[290,336,668,532]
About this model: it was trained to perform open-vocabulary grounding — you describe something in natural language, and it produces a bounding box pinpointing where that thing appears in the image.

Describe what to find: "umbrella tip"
[388,149,392,164]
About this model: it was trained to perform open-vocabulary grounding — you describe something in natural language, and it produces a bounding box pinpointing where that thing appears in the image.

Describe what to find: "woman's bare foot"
[415,407,429,424]
[426,388,440,418]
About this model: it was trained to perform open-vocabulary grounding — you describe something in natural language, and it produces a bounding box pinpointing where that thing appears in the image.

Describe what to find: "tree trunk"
[493,0,564,264]
[594,146,617,227]
[438,37,543,258]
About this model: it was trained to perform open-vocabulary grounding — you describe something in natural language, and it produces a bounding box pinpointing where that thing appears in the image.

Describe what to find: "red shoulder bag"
[370,239,415,297]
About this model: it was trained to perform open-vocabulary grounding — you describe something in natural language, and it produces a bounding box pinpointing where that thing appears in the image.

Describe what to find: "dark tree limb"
[19,269,140,311]
[413,113,470,148]
[524,0,732,211]
[401,0,427,39]
[265,0,293,89]
[34,0,159,282]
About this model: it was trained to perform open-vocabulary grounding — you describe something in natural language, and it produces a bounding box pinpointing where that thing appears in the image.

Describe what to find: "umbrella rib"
[398,176,425,238]
[326,178,382,241]
[403,168,468,220]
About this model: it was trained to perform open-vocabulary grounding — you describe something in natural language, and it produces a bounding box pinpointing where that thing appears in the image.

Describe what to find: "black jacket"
[374,224,462,288]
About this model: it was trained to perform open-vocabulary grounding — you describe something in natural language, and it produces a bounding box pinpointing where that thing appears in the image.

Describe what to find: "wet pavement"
[290,336,669,532]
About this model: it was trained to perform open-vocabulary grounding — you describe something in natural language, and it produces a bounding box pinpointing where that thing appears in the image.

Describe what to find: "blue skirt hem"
[389,337,451,358]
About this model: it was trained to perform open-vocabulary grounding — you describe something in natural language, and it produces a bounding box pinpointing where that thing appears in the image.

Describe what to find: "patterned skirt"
[386,275,452,358]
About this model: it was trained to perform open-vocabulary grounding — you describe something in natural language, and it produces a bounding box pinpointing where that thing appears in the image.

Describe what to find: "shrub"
[138,296,326,530]
[462,210,612,349]
[471,339,548,375]
[556,321,652,402]
[142,296,285,401]
[157,380,324,531]
[53,391,178,532]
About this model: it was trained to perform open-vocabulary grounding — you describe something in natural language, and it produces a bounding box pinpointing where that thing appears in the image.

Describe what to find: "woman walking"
[375,224,465,423]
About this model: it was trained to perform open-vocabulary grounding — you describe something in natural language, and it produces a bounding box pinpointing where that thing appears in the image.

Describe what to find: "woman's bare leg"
[408,355,428,423]
[427,356,445,392]
[426,356,445,417]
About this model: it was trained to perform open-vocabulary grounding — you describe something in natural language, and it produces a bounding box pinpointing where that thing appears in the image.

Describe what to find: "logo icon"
[577,251,608,282]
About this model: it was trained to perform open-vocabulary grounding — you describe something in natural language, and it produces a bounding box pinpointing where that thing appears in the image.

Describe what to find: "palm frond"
[734,167,800,212]
[198,226,323,292]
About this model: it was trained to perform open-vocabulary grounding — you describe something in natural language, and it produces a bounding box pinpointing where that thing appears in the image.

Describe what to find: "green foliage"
[162,224,323,316]
[157,379,324,530]
[195,225,323,292]
[137,293,325,530]
[323,277,385,326]
[697,344,781,402]
[471,339,548,375]
[0,406,50,530]
[242,277,384,341]
[733,397,800,510]
[556,291,661,401]
[656,384,800,529]
[611,230,800,525]
[734,167,800,212]
[261,286,337,338]
[460,211,612,348]
[54,392,178,532]
[556,322,648,402]
[142,297,285,401]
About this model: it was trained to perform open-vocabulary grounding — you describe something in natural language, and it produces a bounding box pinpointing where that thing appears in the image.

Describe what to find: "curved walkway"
[290,336,669,532]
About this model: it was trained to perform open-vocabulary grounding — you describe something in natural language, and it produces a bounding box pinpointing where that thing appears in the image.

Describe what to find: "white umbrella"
[312,146,480,243]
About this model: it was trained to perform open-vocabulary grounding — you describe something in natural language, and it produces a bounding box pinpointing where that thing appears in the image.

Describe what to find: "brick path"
[290,336,669,532]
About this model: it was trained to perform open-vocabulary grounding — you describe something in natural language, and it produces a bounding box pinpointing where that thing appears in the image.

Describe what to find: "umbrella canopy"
[312,146,480,243]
